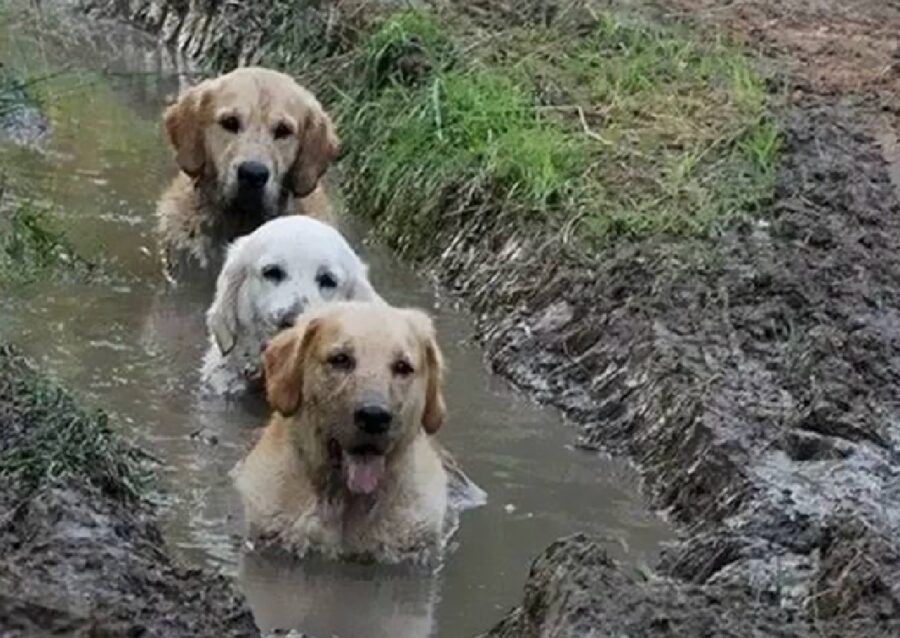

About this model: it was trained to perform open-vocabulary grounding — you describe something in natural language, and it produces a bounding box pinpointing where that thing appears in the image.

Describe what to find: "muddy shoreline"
[64,0,900,635]
[0,345,259,637]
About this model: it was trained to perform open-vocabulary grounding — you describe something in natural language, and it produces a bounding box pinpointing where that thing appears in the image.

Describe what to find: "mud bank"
[79,0,900,635]
[0,345,258,636]
[485,97,900,637]
[485,534,806,637]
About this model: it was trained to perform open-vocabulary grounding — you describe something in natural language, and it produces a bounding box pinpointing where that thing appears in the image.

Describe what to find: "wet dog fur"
[157,67,339,278]
[233,302,450,564]
[201,216,379,395]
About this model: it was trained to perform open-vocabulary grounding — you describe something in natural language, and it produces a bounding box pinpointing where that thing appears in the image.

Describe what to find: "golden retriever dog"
[157,66,339,277]
[234,302,452,565]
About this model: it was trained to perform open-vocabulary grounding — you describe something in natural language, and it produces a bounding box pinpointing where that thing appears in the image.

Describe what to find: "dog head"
[263,302,446,495]
[206,216,378,358]
[164,66,339,221]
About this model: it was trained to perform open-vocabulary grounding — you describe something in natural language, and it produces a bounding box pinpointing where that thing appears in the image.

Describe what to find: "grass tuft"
[363,11,451,89]
[0,67,37,119]
[0,344,149,500]
[0,199,97,289]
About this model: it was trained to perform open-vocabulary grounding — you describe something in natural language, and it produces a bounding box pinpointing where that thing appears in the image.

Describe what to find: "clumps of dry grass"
[807,518,900,625]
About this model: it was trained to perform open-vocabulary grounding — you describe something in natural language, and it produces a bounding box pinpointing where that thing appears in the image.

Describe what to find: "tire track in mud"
[475,98,900,637]
[481,2,900,634]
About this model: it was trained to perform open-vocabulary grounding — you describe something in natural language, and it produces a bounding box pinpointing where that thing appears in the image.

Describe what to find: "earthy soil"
[485,534,806,637]
[477,97,900,637]
[667,0,900,95]
[69,0,900,635]
[474,2,900,635]
[0,345,259,637]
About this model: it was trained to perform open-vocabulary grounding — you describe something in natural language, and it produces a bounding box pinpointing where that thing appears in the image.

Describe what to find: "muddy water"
[0,4,672,637]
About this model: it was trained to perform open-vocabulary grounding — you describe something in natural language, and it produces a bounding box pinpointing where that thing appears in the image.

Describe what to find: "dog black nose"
[237,161,270,188]
[354,405,392,435]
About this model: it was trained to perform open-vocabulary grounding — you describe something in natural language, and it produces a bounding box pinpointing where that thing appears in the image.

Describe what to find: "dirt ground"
[474,1,900,635]
[478,97,900,636]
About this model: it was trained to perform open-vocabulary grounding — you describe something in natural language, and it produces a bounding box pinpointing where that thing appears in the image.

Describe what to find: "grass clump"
[335,10,589,254]
[363,11,452,89]
[542,15,779,237]
[326,8,779,252]
[0,198,96,289]
[344,65,585,254]
[0,344,149,500]
[0,66,37,120]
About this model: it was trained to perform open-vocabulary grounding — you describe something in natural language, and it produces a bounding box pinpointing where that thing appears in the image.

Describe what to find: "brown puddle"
[0,3,672,636]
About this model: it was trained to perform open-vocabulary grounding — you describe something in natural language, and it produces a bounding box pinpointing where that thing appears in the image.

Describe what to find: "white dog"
[201,216,379,394]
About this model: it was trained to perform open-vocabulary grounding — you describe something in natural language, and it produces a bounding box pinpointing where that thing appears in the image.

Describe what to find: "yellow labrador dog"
[234,302,451,565]
[157,66,339,277]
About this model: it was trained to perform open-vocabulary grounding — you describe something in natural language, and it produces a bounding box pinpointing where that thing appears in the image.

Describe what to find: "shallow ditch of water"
[0,4,672,636]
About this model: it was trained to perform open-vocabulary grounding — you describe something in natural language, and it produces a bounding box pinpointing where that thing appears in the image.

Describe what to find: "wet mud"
[470,2,900,633]
[477,98,900,636]
[484,534,805,638]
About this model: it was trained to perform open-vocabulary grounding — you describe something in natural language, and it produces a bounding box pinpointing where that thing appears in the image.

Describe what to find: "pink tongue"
[345,454,386,495]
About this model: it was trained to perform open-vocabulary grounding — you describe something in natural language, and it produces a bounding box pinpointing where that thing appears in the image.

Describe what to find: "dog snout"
[354,404,393,435]
[237,161,270,189]
[274,300,306,330]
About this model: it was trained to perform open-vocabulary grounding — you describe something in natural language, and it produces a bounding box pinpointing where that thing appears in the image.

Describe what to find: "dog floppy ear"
[206,237,248,356]
[263,318,322,416]
[289,103,339,198]
[163,81,211,177]
[405,309,446,434]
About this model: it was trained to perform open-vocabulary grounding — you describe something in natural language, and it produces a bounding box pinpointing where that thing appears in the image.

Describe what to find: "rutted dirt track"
[481,97,900,636]
[478,2,900,634]
[47,0,900,634]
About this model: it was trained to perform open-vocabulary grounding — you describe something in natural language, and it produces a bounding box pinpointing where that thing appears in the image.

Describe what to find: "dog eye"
[261,264,286,283]
[391,359,415,377]
[316,271,338,289]
[219,115,241,133]
[273,122,293,140]
[326,352,355,371]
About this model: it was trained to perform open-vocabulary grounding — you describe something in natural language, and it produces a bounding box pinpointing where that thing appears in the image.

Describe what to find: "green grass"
[0,344,149,499]
[342,63,585,252]
[0,67,36,120]
[546,15,778,238]
[362,10,452,89]
[319,9,780,253]
[0,199,96,289]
